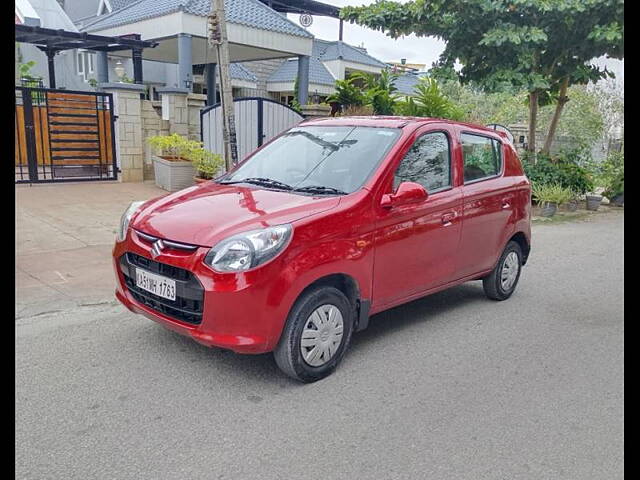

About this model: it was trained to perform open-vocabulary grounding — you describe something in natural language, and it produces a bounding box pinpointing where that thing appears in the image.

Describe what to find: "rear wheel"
[274,286,354,383]
[483,241,523,301]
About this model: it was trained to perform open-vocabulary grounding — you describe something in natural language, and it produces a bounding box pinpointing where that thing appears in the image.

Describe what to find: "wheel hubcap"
[300,304,344,367]
[501,251,520,291]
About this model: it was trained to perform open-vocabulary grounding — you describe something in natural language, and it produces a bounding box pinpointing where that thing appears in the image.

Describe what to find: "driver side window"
[394,132,451,192]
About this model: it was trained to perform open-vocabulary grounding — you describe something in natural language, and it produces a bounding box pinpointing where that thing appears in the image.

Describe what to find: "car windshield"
[218,126,401,194]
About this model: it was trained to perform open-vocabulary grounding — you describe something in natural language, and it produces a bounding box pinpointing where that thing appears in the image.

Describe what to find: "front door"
[372,128,463,309]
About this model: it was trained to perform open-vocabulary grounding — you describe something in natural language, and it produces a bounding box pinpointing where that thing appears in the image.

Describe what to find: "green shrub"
[598,151,624,199]
[147,133,202,160]
[522,149,594,195]
[326,78,365,110]
[191,149,224,179]
[532,183,573,205]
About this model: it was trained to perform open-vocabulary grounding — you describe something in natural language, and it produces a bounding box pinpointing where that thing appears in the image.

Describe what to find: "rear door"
[455,130,514,279]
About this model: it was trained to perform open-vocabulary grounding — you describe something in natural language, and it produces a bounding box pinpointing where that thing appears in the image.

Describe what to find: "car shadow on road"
[349,282,487,354]
[143,282,488,386]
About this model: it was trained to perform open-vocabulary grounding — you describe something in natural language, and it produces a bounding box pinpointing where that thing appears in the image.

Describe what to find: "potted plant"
[191,149,224,184]
[532,183,561,217]
[147,134,202,192]
[562,190,580,212]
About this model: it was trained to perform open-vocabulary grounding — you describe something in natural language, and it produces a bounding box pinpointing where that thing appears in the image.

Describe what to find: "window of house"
[76,50,96,81]
[394,131,451,192]
[461,133,502,183]
[76,51,85,76]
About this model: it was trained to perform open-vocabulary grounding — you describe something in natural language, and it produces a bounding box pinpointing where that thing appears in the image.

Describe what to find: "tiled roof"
[230,63,257,82]
[110,0,135,10]
[81,0,313,38]
[314,39,387,68]
[267,56,335,86]
[394,73,423,96]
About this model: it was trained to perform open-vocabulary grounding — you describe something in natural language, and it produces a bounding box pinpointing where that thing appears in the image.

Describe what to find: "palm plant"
[326,78,365,112]
[395,77,464,120]
[349,70,399,115]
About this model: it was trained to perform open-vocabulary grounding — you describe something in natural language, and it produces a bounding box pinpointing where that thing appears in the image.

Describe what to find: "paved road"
[16,212,624,480]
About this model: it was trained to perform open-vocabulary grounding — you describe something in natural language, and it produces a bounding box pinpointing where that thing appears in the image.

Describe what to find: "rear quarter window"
[461,133,502,183]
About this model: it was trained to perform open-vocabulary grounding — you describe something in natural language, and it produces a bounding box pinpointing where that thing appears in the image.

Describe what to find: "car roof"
[300,116,511,140]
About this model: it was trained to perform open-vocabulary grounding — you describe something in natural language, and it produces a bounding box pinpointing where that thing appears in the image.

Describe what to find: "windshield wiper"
[218,177,292,190]
[293,185,347,195]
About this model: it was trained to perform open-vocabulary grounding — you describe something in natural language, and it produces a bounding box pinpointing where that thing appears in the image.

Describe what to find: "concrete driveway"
[16,182,166,319]
[15,184,624,479]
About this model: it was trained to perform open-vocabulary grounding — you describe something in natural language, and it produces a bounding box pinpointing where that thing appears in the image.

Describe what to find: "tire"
[482,241,523,301]
[274,286,354,383]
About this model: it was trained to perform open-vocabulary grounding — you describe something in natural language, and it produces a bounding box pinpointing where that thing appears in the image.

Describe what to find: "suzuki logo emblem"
[151,239,165,258]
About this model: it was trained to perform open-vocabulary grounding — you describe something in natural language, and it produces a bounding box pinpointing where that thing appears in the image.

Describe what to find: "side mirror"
[381,181,428,209]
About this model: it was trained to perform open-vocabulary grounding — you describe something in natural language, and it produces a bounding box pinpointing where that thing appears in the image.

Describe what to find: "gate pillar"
[99,83,146,182]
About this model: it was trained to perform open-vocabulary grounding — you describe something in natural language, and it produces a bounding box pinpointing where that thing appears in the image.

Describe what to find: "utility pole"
[208,0,238,170]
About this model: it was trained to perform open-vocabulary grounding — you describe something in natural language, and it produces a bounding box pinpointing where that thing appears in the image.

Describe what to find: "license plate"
[135,268,176,301]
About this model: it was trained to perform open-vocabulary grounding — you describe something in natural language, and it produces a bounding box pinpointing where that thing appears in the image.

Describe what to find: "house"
[393,72,425,97]
[65,0,261,99]
[263,38,389,104]
[73,0,314,105]
[18,0,393,108]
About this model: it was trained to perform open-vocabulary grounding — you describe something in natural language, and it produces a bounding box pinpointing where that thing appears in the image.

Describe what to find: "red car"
[113,117,531,382]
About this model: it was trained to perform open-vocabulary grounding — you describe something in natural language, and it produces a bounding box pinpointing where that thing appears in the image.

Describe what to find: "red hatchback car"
[113,117,531,382]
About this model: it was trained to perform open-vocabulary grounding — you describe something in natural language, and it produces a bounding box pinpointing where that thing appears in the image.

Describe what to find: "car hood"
[132,182,341,247]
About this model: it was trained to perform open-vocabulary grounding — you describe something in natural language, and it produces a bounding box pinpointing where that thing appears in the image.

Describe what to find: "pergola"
[15,24,158,89]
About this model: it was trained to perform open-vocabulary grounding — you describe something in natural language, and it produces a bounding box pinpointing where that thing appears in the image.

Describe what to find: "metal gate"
[200,97,304,162]
[15,87,117,183]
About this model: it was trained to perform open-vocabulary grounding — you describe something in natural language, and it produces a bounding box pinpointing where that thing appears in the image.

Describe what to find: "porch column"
[205,63,217,106]
[177,33,193,92]
[96,51,109,83]
[132,47,143,84]
[46,49,57,89]
[297,55,309,106]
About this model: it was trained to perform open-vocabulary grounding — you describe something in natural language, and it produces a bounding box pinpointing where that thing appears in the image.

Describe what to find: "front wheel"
[274,286,354,383]
[482,241,523,301]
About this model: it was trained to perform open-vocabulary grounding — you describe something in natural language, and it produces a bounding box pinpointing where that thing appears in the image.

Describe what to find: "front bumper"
[113,229,294,354]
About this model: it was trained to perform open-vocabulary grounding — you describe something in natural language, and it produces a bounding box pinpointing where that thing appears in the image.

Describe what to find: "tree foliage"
[341,0,624,154]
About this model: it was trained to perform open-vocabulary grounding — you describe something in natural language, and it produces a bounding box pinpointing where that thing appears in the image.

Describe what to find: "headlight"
[204,224,292,272]
[117,201,145,242]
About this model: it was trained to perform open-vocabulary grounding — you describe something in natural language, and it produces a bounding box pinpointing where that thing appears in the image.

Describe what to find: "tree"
[341,0,624,156]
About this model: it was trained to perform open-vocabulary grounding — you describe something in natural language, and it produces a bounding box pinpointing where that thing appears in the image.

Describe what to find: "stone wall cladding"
[141,100,169,180]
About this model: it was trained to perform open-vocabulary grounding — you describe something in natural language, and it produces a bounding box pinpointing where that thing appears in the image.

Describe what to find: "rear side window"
[461,133,502,183]
[394,132,451,192]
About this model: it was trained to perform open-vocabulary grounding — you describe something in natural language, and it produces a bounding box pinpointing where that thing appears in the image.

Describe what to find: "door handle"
[441,212,456,226]
[501,199,511,209]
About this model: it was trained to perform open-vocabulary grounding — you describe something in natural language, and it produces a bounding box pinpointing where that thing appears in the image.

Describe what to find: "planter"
[609,193,624,207]
[193,176,210,185]
[152,155,195,192]
[562,200,579,212]
[585,195,603,211]
[540,202,557,217]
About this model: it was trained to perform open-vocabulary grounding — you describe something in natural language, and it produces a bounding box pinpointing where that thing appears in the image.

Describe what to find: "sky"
[285,0,446,69]
[285,0,624,85]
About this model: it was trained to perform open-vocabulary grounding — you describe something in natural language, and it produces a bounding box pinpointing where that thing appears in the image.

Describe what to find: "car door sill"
[370,269,494,315]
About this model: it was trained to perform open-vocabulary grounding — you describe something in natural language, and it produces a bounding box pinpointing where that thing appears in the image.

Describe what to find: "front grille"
[120,253,204,325]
